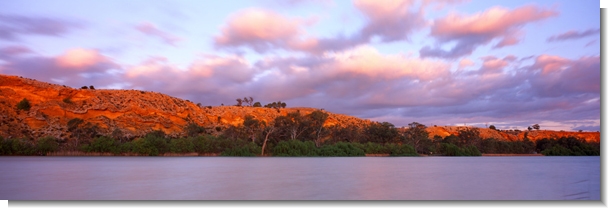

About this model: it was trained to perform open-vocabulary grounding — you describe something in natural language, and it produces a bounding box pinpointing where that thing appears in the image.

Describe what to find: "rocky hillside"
[425,126,600,143]
[0,74,370,140]
[0,74,600,143]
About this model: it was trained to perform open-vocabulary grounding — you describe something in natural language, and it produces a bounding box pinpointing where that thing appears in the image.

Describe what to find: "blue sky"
[0,0,600,131]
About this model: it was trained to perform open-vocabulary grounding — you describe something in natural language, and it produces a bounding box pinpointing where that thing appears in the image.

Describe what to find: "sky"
[0,0,600,131]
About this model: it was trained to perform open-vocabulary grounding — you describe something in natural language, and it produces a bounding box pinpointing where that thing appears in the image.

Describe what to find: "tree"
[260,120,277,156]
[248,97,254,106]
[364,122,399,144]
[243,115,261,143]
[308,110,329,147]
[532,124,540,130]
[489,125,496,130]
[457,128,482,149]
[16,98,31,111]
[275,111,309,141]
[236,98,243,107]
[528,126,532,131]
[184,122,205,138]
[403,122,429,154]
[253,102,262,107]
[89,85,95,90]
[81,86,88,89]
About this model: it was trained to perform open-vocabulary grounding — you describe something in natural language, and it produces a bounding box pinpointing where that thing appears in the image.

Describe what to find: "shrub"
[81,86,88,89]
[36,137,59,155]
[16,98,31,111]
[385,143,418,156]
[221,143,261,156]
[362,142,390,154]
[83,136,118,154]
[273,140,319,156]
[0,138,36,155]
[541,145,573,156]
[169,137,195,153]
[318,142,365,156]
[63,97,73,104]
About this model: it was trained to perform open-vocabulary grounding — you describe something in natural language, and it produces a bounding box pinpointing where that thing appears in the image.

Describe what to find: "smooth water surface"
[0,156,600,200]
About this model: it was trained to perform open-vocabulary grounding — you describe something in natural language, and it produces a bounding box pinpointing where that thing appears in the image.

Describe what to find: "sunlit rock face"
[0,74,598,143]
[425,126,599,143]
[0,74,370,140]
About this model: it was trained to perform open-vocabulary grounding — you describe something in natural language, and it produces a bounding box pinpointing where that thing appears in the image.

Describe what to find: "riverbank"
[40,151,545,156]
[482,153,543,156]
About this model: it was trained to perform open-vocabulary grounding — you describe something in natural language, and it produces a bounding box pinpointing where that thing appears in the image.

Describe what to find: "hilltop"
[0,74,599,144]
[0,74,370,140]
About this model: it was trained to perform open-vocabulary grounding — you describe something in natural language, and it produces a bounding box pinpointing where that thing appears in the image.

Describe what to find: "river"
[0,156,600,200]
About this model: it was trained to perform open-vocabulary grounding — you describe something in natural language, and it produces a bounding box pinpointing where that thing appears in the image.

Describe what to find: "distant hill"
[0,74,599,143]
[0,74,370,140]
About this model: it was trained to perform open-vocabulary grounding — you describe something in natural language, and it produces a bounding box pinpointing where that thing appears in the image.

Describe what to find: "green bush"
[273,140,319,156]
[438,143,481,156]
[221,143,261,156]
[193,135,235,154]
[169,137,195,153]
[36,137,59,155]
[318,142,365,156]
[63,98,73,104]
[385,143,418,156]
[362,142,390,154]
[83,136,118,154]
[0,138,36,155]
[541,145,573,156]
[16,98,31,111]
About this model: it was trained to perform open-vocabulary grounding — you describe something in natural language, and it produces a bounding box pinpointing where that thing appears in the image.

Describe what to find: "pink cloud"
[480,56,508,71]
[458,58,474,69]
[330,46,450,81]
[532,55,570,74]
[135,22,181,46]
[354,0,426,42]
[528,55,600,97]
[421,5,558,59]
[55,48,109,69]
[214,8,313,53]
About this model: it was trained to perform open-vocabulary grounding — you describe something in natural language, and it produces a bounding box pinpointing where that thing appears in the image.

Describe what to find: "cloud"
[214,8,315,53]
[528,55,600,97]
[420,5,558,59]
[458,58,474,69]
[0,14,81,41]
[135,22,181,46]
[547,28,600,42]
[0,46,33,59]
[354,0,426,42]
[213,0,465,54]
[55,48,109,69]
[0,47,119,88]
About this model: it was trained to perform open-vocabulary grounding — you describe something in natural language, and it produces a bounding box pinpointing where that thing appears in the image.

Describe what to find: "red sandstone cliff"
[0,74,369,140]
[0,74,599,143]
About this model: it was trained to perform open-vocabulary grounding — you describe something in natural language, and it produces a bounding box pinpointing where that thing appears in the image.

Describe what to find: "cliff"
[425,126,599,143]
[0,74,600,143]
[0,74,370,140]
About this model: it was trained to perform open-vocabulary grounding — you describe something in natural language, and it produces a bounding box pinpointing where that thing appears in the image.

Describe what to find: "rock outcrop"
[0,74,370,140]
[0,74,599,143]
[425,126,599,143]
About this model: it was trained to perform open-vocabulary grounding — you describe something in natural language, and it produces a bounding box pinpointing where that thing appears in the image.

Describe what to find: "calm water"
[0,156,600,200]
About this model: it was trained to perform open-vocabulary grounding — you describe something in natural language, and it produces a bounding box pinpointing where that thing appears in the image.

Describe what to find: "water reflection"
[0,156,599,200]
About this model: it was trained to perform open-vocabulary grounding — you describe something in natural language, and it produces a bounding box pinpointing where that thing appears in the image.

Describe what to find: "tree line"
[0,108,600,156]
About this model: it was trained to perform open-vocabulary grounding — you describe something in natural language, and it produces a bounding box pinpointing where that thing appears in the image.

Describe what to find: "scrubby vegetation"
[0,109,599,156]
[16,98,31,111]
